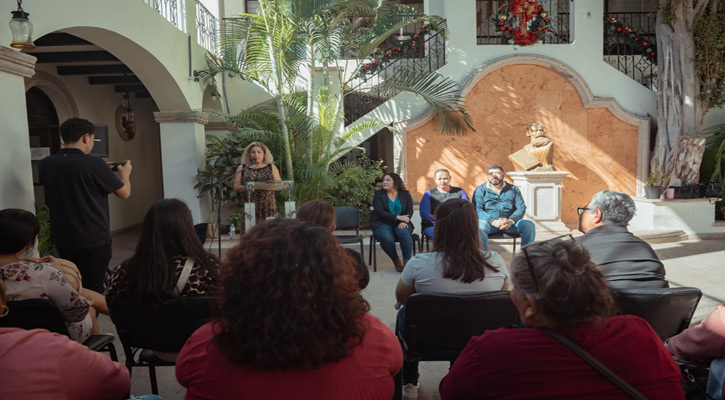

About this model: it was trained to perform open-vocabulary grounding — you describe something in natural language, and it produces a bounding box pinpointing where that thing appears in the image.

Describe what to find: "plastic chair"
[394,291,521,400]
[610,287,702,340]
[368,233,419,272]
[333,206,364,255]
[109,296,214,395]
[0,298,118,360]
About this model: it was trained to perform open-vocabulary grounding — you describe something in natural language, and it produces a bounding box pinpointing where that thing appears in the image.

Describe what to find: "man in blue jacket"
[472,164,536,250]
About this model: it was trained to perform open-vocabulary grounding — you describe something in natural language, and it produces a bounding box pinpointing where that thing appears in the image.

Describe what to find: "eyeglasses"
[576,207,590,216]
[522,234,575,292]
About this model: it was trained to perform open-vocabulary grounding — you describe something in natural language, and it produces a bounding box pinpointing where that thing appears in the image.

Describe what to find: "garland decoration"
[605,16,657,62]
[492,0,552,46]
[354,24,434,79]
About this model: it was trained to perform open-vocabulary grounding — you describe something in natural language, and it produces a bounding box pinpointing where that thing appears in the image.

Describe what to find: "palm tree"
[200,0,473,185]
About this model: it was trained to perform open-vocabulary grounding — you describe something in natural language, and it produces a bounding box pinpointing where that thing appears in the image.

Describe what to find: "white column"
[0,47,36,212]
[154,111,209,223]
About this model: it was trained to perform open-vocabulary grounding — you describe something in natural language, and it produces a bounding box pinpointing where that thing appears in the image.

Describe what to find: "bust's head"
[526,122,546,138]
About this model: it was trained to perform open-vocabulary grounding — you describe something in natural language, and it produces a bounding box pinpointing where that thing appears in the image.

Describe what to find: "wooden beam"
[88,76,141,85]
[135,92,152,99]
[57,65,131,75]
[114,84,147,93]
[33,51,118,63]
[34,33,92,47]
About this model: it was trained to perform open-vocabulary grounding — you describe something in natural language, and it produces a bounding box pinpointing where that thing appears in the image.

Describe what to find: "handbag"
[543,329,648,400]
[675,358,712,400]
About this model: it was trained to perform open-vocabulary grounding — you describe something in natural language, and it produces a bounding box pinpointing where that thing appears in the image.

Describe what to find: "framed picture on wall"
[91,124,109,158]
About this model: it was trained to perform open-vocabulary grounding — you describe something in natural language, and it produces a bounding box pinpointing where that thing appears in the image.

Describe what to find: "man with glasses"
[472,164,536,250]
[576,190,667,288]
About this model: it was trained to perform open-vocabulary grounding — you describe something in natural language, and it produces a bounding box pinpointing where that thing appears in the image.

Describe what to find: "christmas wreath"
[354,24,434,79]
[605,16,657,62]
[492,0,552,46]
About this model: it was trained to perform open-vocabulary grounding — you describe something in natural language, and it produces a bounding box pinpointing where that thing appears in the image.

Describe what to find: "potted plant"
[644,170,666,199]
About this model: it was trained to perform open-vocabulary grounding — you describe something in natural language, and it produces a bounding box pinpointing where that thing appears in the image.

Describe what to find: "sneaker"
[402,382,420,399]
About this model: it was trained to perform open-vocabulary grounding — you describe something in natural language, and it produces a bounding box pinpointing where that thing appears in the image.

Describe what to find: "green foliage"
[327,157,385,217]
[693,1,725,108]
[34,202,58,257]
[700,123,725,187]
[644,169,667,186]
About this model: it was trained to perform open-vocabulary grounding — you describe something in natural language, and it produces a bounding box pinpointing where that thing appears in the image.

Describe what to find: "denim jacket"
[471,182,526,223]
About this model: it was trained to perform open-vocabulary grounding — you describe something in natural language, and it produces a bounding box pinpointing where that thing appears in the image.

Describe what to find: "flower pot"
[644,185,662,199]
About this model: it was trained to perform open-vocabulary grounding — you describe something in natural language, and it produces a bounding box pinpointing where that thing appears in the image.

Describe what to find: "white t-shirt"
[400,251,509,294]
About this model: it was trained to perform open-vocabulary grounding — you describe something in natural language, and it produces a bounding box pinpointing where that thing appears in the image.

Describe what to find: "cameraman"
[39,118,132,292]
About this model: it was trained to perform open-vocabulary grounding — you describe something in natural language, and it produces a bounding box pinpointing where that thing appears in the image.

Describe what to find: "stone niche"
[406,61,644,228]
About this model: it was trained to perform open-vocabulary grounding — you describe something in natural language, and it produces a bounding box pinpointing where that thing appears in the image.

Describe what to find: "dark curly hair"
[511,237,616,328]
[385,172,407,191]
[60,117,95,144]
[213,218,370,370]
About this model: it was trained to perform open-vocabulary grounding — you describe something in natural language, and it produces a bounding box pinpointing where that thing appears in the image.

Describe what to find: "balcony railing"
[345,31,446,125]
[196,1,219,54]
[476,0,571,45]
[144,0,183,30]
[603,12,657,90]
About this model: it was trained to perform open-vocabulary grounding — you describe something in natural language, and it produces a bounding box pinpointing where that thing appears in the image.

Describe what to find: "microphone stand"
[197,167,246,258]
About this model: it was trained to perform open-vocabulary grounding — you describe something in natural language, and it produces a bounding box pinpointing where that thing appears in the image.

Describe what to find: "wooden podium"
[244,180,294,229]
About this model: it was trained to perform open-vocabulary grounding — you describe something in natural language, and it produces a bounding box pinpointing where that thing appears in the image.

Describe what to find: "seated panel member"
[419,169,469,240]
[576,190,668,289]
[472,164,535,250]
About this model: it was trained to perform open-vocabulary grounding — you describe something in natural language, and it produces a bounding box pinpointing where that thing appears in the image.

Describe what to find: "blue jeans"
[395,307,419,384]
[478,219,535,250]
[373,224,413,261]
[422,226,435,239]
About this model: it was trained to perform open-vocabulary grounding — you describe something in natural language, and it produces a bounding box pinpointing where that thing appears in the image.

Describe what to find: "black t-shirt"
[38,148,124,248]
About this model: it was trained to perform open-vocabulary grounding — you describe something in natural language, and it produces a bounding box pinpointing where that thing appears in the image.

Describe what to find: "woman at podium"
[233,142,282,228]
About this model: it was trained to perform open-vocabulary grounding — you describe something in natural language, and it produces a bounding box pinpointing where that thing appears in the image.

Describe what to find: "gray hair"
[434,169,450,178]
[588,190,636,224]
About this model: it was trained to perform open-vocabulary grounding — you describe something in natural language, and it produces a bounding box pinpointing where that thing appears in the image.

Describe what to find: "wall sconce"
[9,0,35,49]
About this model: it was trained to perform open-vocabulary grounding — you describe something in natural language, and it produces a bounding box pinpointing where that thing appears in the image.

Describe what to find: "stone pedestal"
[508,171,570,232]
[630,197,725,237]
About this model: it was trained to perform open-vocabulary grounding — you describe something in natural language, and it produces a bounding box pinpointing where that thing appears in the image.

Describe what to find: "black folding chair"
[109,296,214,395]
[334,206,365,255]
[610,287,702,340]
[0,298,117,360]
[368,233,419,272]
[394,291,521,400]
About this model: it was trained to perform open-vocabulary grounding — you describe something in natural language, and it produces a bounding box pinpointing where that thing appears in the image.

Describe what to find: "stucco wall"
[406,64,639,228]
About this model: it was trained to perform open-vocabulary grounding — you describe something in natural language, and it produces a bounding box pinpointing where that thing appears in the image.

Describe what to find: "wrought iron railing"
[603,12,657,90]
[345,31,446,125]
[143,0,182,30]
[196,0,219,54]
[475,0,571,45]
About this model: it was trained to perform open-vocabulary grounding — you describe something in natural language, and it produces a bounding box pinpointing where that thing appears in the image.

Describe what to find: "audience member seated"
[0,279,131,400]
[371,172,415,272]
[667,305,725,399]
[472,164,535,250]
[0,209,99,342]
[297,199,369,289]
[395,199,508,399]
[104,199,220,361]
[419,169,469,240]
[176,219,403,400]
[576,190,668,288]
[439,236,684,399]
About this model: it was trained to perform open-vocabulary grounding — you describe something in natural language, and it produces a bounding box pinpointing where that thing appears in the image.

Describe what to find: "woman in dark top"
[233,142,282,230]
[370,173,414,272]
[419,169,469,239]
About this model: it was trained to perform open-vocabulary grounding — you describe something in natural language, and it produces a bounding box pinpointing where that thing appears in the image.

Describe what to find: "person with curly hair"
[233,142,282,230]
[176,219,402,399]
[439,236,684,399]
[297,199,369,289]
[371,173,415,272]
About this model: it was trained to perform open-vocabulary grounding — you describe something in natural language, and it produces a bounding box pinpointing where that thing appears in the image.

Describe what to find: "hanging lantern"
[119,93,137,140]
[9,0,35,50]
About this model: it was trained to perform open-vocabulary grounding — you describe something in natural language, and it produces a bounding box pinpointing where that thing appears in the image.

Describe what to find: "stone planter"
[644,185,662,199]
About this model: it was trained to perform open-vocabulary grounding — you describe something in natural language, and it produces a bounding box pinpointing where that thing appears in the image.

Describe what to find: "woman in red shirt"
[440,236,684,399]
[176,219,402,400]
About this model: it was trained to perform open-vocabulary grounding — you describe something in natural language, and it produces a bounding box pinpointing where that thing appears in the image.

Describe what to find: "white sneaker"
[402,382,420,399]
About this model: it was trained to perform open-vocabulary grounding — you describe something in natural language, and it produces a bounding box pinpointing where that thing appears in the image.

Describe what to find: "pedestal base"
[508,171,570,232]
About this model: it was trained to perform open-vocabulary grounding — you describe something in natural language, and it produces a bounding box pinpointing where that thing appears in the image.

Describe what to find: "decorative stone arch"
[25,71,80,122]
[399,54,650,197]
